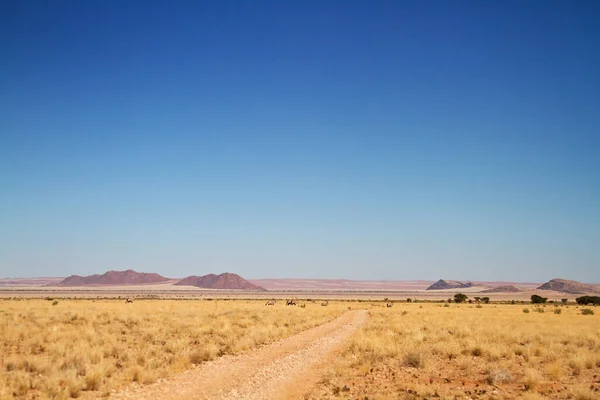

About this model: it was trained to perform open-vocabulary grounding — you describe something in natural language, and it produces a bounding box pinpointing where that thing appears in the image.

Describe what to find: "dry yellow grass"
[0,298,347,399]
[309,302,600,399]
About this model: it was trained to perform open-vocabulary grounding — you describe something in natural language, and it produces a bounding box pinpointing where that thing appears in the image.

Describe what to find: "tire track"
[111,310,368,400]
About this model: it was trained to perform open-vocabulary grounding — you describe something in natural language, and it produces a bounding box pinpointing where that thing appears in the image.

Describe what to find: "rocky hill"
[537,278,600,294]
[481,285,522,293]
[175,273,266,291]
[52,269,170,286]
[426,279,473,290]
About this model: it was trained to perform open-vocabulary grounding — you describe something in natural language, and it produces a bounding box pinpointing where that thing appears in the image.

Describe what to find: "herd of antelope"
[263,299,331,306]
[263,299,332,306]
[125,297,393,308]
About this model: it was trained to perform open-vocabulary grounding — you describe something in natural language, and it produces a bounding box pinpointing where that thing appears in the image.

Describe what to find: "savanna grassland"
[310,302,600,400]
[0,298,347,400]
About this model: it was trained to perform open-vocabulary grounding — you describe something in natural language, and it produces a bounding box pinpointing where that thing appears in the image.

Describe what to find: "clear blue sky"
[1,1,598,282]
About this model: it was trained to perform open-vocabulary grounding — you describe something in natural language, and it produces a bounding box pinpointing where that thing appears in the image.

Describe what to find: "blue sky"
[1,1,599,282]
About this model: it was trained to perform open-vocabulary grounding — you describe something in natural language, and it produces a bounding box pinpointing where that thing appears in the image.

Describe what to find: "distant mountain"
[52,269,170,286]
[426,279,473,290]
[175,273,266,291]
[537,279,600,294]
[481,285,522,293]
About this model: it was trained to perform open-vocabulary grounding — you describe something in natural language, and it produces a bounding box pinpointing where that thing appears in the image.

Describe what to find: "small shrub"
[476,304,482,308]
[403,349,426,368]
[524,369,540,391]
[69,382,82,398]
[535,308,544,313]
[570,359,583,376]
[487,368,513,385]
[581,309,594,315]
[84,371,102,391]
[522,308,530,313]
[52,300,59,306]
[444,304,450,308]
[553,308,562,314]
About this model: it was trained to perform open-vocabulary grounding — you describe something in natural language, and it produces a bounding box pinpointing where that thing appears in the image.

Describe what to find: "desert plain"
[1,278,599,400]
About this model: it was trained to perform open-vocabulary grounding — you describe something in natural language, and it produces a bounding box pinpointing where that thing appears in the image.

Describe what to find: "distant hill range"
[481,285,522,293]
[426,279,473,290]
[49,270,264,290]
[175,273,266,291]
[52,269,170,286]
[537,278,600,294]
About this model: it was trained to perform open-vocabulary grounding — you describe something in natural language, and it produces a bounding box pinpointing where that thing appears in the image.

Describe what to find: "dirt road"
[111,309,368,400]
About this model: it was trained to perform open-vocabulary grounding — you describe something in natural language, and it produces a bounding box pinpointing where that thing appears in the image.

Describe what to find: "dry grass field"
[0,298,347,400]
[2,298,599,400]
[309,302,600,399]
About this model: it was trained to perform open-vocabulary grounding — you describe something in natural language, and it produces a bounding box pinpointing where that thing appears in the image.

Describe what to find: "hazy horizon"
[1,2,599,283]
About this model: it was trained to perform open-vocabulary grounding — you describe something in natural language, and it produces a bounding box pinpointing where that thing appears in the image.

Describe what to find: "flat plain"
[1,297,599,399]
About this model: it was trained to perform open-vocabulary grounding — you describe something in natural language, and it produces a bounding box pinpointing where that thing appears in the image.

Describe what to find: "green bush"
[454,293,468,303]
[523,308,530,313]
[553,308,562,314]
[576,296,600,305]
[531,294,548,304]
[581,309,594,315]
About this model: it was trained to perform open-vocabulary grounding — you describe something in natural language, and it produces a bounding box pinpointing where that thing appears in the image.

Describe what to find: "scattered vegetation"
[581,308,594,315]
[308,302,600,399]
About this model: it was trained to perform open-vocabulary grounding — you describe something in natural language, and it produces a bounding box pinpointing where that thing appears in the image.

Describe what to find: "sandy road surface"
[111,309,368,400]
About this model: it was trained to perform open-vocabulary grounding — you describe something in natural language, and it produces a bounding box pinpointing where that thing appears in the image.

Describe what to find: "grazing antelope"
[265,300,275,306]
[321,300,328,306]
[286,299,297,306]
[386,302,393,308]
[125,297,134,304]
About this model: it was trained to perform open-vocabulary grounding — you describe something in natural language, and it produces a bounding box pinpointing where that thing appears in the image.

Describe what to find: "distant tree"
[454,293,468,303]
[406,298,412,303]
[474,297,481,303]
[531,294,548,304]
[561,298,568,304]
[576,296,600,306]
[481,297,490,304]
[447,298,453,303]
[468,299,473,304]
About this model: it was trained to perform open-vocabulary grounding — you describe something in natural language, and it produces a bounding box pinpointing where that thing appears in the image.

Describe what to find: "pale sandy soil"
[110,310,368,400]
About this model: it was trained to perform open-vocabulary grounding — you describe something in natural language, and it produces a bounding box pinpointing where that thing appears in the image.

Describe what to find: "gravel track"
[111,309,368,400]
